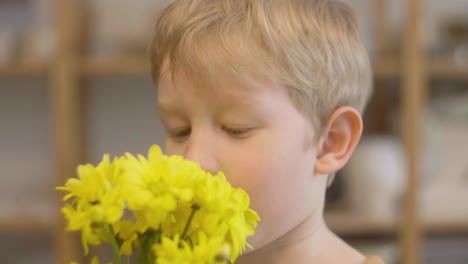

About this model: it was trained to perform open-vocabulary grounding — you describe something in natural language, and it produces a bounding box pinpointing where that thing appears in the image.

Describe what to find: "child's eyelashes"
[166,126,254,140]
[222,127,253,137]
[167,127,191,139]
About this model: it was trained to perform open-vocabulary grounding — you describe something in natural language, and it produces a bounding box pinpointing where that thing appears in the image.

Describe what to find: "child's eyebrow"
[157,102,184,115]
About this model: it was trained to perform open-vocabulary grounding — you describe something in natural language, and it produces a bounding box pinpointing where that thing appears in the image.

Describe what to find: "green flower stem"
[125,255,130,264]
[102,224,121,264]
[181,204,200,241]
[138,230,160,264]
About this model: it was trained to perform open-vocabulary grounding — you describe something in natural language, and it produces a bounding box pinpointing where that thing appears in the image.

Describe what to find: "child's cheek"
[226,153,278,209]
[228,152,267,186]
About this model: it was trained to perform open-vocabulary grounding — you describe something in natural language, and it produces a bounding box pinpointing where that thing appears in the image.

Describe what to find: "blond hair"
[150,0,372,141]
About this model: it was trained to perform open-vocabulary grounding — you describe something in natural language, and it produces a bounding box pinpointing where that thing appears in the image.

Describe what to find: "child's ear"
[314,106,363,175]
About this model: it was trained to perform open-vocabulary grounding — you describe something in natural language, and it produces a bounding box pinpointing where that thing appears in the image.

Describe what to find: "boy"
[150,0,382,263]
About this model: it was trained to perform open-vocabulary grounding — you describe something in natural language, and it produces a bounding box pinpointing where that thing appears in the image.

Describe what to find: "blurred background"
[0,0,467,263]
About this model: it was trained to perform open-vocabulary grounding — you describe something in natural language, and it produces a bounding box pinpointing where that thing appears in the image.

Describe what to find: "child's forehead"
[157,61,294,118]
[159,57,277,101]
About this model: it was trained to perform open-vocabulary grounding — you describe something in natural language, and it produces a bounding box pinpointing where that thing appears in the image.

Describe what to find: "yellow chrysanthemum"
[59,144,260,263]
[113,220,139,255]
[70,256,112,264]
[153,232,229,264]
[57,155,126,254]
[151,168,259,262]
[119,145,203,233]
[122,145,260,262]
[186,172,260,262]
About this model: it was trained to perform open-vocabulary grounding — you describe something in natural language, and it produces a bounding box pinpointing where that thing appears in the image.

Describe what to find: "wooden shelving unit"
[1,0,467,263]
[373,56,468,80]
[325,211,468,237]
[0,217,53,233]
[326,211,399,237]
[0,61,49,76]
[430,57,468,79]
[81,56,150,77]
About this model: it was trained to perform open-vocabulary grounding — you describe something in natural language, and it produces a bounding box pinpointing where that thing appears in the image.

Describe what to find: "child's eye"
[168,128,191,139]
[223,127,253,137]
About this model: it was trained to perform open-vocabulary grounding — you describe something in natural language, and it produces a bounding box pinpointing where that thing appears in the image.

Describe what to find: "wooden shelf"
[81,56,150,77]
[0,207,54,232]
[0,217,53,232]
[0,202,55,232]
[325,210,468,236]
[423,219,468,235]
[325,211,398,236]
[373,56,468,80]
[0,61,49,77]
[429,57,468,80]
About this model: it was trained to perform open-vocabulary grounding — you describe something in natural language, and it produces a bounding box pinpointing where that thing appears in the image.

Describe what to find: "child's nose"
[184,133,220,175]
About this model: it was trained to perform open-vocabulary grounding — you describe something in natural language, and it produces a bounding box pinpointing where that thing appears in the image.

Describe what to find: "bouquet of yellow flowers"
[57,145,260,264]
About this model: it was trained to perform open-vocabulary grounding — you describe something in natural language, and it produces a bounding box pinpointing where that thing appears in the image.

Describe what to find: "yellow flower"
[59,144,260,262]
[113,220,138,255]
[223,189,260,262]
[119,145,202,232]
[58,155,123,203]
[57,155,126,255]
[153,232,228,264]
[69,256,112,264]
[124,145,261,262]
[90,256,100,264]
[189,171,260,262]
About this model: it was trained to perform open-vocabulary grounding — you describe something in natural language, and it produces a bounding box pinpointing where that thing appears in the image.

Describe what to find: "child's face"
[157,62,326,252]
